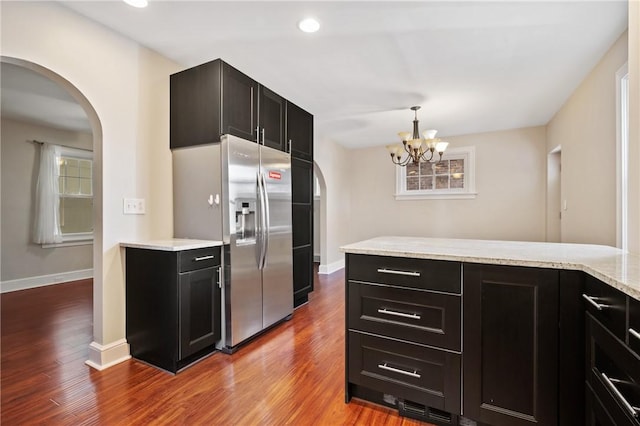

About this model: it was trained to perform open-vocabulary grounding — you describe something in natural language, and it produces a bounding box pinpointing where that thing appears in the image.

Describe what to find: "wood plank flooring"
[1,269,430,425]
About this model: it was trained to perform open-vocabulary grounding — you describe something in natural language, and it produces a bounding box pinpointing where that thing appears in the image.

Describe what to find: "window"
[58,149,93,239]
[395,146,476,200]
[33,144,93,247]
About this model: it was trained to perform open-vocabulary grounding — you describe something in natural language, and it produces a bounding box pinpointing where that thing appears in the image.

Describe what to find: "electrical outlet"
[123,198,146,215]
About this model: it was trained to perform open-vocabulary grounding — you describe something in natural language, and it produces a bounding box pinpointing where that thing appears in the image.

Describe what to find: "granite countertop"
[341,236,640,301]
[120,238,224,251]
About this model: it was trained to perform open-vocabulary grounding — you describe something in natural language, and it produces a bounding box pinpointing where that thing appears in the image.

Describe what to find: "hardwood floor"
[1,269,429,425]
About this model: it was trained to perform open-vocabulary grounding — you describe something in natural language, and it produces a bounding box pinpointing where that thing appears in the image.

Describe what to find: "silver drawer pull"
[377,308,421,320]
[601,373,639,418]
[378,363,420,378]
[582,294,609,310]
[193,255,215,262]
[629,328,640,342]
[376,268,420,277]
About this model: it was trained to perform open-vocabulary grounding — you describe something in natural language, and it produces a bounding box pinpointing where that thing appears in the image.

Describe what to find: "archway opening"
[1,56,103,366]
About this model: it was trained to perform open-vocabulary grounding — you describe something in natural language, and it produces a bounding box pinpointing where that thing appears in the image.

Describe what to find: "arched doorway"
[0,56,103,367]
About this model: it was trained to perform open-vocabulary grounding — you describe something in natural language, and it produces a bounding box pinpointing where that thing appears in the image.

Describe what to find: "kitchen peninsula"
[342,237,640,426]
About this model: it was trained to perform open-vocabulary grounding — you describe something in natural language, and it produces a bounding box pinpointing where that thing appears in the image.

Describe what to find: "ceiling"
[2,1,629,149]
[1,62,92,133]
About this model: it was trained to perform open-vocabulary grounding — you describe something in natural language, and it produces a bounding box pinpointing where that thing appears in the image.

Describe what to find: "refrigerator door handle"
[255,172,264,269]
[261,172,270,268]
[257,172,268,270]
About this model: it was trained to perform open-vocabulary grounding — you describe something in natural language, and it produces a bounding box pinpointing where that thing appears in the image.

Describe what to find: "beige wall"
[314,137,352,271]
[347,126,547,244]
[1,2,181,368]
[1,118,93,281]
[547,31,628,247]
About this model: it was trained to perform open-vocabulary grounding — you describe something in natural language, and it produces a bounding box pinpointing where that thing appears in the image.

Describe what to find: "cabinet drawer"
[348,331,460,415]
[583,275,627,340]
[348,282,460,351]
[586,313,640,425]
[179,247,221,273]
[629,297,640,356]
[347,254,460,294]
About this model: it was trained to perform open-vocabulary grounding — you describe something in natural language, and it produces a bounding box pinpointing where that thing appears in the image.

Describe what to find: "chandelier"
[386,106,449,166]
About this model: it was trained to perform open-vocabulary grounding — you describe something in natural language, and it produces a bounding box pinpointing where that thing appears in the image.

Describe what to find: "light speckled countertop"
[120,238,223,251]
[341,236,640,301]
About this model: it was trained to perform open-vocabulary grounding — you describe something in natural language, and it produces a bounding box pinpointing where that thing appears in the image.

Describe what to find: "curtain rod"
[28,139,93,152]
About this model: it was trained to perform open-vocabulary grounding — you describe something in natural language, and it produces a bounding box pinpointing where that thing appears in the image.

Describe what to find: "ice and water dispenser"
[235,200,256,244]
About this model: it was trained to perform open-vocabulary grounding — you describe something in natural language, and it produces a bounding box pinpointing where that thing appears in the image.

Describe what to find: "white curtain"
[33,143,62,244]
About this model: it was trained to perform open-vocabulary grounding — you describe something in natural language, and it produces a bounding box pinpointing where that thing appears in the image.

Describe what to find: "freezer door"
[223,135,263,347]
[260,145,294,327]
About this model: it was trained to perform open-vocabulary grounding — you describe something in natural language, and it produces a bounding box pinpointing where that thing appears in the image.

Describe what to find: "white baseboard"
[313,254,321,263]
[318,258,345,275]
[1,269,93,293]
[85,339,131,371]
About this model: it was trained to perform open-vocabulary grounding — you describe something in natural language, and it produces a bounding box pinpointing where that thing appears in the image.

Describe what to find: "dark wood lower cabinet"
[344,253,637,426]
[126,246,221,373]
[463,263,559,426]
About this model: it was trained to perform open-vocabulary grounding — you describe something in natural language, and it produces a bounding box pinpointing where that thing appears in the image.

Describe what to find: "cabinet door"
[170,60,222,149]
[179,266,220,360]
[259,86,286,151]
[293,245,313,306]
[292,158,313,204]
[286,101,313,161]
[291,157,313,308]
[221,62,259,142]
[463,264,559,426]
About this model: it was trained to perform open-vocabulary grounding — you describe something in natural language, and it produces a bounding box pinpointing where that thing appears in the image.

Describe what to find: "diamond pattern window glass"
[395,146,476,200]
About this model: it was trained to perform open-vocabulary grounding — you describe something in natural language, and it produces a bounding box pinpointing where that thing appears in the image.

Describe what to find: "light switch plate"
[123,198,145,214]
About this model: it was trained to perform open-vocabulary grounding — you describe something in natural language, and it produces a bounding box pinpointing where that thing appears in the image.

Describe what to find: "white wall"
[1,118,93,283]
[547,31,628,247]
[346,126,547,244]
[1,2,181,369]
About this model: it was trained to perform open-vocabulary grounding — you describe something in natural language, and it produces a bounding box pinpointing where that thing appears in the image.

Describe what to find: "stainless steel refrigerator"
[172,134,293,352]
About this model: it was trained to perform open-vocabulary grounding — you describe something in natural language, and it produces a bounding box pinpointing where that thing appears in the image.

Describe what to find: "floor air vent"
[397,400,456,425]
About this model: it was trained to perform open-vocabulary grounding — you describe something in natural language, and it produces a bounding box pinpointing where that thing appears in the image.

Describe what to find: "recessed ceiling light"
[298,18,320,33]
[123,0,148,8]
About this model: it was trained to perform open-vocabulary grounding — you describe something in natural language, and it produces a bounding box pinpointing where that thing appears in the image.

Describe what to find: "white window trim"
[47,146,94,247]
[395,146,477,200]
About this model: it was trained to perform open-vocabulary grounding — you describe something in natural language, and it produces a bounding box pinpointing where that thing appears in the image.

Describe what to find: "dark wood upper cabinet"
[221,62,259,142]
[170,60,222,149]
[258,86,286,150]
[463,263,559,426]
[286,101,313,161]
[171,59,301,153]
